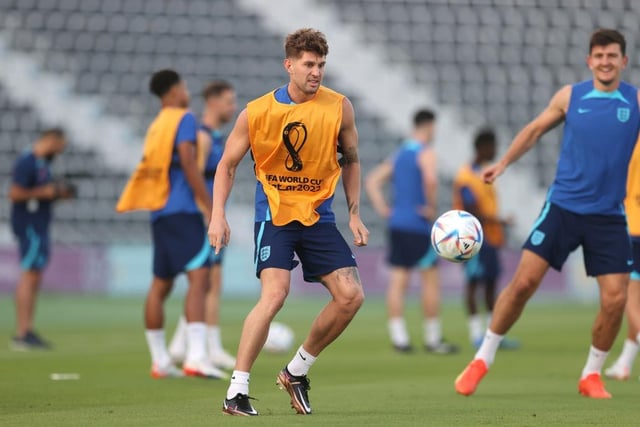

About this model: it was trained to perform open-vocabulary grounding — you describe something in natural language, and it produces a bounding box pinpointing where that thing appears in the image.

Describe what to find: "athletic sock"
[614,338,639,370]
[474,329,504,367]
[286,345,317,377]
[581,345,609,379]
[227,370,250,399]
[468,314,483,343]
[207,325,223,354]
[388,317,410,347]
[145,329,171,368]
[185,322,207,364]
[424,317,442,347]
[168,315,187,356]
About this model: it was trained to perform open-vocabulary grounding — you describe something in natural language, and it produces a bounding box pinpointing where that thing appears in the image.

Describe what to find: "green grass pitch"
[0,294,638,426]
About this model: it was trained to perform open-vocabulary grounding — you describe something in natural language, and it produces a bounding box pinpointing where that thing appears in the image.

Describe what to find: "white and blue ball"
[431,210,483,263]
[263,322,295,354]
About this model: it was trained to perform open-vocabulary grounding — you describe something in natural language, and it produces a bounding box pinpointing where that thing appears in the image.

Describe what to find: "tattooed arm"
[339,97,369,247]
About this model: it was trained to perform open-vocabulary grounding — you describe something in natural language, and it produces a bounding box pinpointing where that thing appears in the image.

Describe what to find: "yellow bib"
[625,142,640,235]
[116,108,188,213]
[247,86,344,226]
[452,164,504,247]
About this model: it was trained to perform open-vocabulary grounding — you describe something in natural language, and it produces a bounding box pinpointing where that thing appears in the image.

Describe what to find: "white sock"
[424,317,442,347]
[227,370,250,399]
[468,314,483,342]
[474,329,504,367]
[485,312,493,329]
[207,325,223,354]
[613,338,639,369]
[145,329,171,368]
[388,317,410,347]
[185,322,207,364]
[286,345,317,377]
[581,345,609,379]
[168,315,187,356]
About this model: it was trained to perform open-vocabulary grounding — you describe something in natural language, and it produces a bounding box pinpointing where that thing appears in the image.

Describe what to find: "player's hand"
[42,183,58,199]
[501,214,515,227]
[208,215,230,255]
[349,216,369,247]
[418,205,436,221]
[373,204,391,219]
[481,161,507,184]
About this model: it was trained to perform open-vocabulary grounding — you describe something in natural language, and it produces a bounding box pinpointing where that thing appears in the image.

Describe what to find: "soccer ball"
[263,322,295,353]
[431,210,483,262]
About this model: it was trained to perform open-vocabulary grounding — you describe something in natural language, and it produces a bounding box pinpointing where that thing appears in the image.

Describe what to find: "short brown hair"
[202,80,234,100]
[589,28,626,55]
[41,127,65,139]
[284,28,329,59]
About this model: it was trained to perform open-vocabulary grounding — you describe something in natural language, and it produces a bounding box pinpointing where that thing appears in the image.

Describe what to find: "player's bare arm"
[417,147,437,220]
[208,109,251,253]
[178,141,212,222]
[196,129,212,173]
[364,160,393,218]
[483,85,571,183]
[339,97,369,247]
[9,183,58,201]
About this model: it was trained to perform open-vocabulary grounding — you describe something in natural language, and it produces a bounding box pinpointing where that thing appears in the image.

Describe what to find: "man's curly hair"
[285,28,329,59]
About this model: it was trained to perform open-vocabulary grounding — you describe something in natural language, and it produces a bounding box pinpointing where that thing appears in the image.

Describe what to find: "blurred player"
[452,129,518,349]
[169,80,238,370]
[366,109,458,355]
[9,128,75,350]
[116,70,225,379]
[209,28,368,416]
[455,29,639,399]
[605,141,640,380]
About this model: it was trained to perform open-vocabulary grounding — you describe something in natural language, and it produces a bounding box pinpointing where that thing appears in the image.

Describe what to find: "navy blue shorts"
[209,246,224,266]
[388,229,437,269]
[151,213,211,279]
[465,243,500,282]
[631,239,640,281]
[254,221,357,282]
[13,224,49,271]
[523,202,632,277]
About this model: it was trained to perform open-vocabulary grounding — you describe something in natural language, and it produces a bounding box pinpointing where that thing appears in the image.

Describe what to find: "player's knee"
[510,275,538,302]
[601,288,627,315]
[335,284,365,314]
[260,287,289,313]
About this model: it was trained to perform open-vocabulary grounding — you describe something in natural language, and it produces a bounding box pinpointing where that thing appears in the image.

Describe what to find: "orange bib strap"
[116,108,188,213]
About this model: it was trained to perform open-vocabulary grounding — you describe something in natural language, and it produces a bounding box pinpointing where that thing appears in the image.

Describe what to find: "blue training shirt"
[388,140,431,234]
[201,125,224,195]
[253,84,336,223]
[549,80,640,215]
[151,111,201,221]
[10,151,53,230]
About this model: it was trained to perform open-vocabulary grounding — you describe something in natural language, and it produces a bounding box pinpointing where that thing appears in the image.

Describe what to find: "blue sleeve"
[12,155,34,188]
[175,112,198,147]
[460,186,477,208]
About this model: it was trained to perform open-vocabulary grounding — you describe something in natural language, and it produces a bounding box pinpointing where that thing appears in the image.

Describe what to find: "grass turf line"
[0,295,637,426]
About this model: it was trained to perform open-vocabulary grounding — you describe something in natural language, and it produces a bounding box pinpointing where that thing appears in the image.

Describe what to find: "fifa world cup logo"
[282,121,307,172]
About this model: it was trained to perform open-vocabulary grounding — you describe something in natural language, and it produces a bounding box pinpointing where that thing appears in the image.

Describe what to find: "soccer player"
[454,29,639,399]
[452,129,518,349]
[169,80,238,370]
[9,128,75,350]
[605,141,640,380]
[116,70,225,379]
[365,109,458,355]
[208,28,368,416]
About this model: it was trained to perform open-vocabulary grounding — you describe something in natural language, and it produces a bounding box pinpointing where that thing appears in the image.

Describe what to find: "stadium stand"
[0,0,398,245]
[2,0,639,246]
